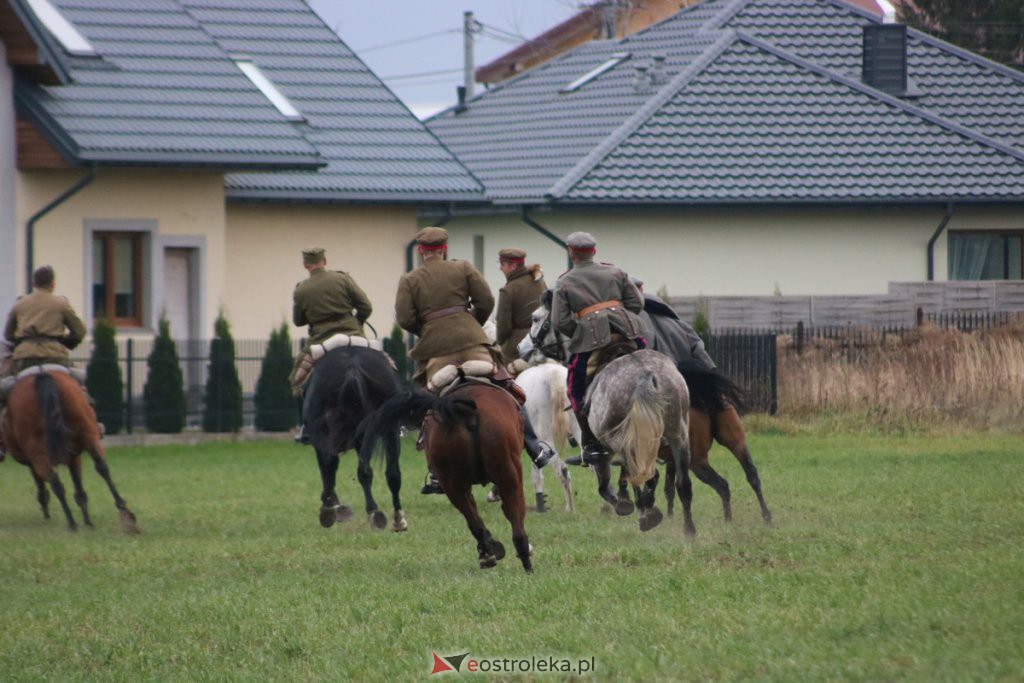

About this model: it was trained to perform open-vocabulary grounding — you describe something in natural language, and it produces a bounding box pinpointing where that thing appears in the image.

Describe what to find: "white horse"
[515,362,578,512]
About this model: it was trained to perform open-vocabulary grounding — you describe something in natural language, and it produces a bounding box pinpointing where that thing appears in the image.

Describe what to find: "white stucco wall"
[442,204,1024,300]
[15,169,226,337]
[0,44,17,323]
[225,203,417,340]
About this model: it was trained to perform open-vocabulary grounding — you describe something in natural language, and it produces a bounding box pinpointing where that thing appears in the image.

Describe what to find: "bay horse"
[361,381,533,572]
[2,368,138,533]
[586,350,697,536]
[302,346,406,532]
[524,301,773,526]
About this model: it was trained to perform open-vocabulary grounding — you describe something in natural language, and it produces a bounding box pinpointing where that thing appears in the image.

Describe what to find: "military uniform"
[495,248,547,365]
[638,293,715,370]
[552,231,645,463]
[395,227,494,384]
[3,289,87,373]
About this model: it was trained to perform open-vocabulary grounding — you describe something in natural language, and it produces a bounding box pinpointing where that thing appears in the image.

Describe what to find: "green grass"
[1,432,1022,681]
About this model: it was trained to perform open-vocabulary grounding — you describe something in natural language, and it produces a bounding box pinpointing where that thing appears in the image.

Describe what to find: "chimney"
[633,63,652,94]
[454,85,467,114]
[650,53,668,85]
[863,23,908,96]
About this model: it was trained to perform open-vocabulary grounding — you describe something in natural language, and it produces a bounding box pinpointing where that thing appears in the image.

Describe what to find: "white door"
[164,248,194,339]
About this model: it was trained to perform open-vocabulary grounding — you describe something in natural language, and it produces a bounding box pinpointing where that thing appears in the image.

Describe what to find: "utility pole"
[463,11,475,99]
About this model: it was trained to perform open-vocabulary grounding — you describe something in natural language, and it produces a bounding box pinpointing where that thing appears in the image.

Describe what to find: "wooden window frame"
[94,231,144,327]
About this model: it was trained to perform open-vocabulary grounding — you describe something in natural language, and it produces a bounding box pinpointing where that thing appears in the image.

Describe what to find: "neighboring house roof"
[14,0,323,170]
[11,0,482,202]
[427,0,1024,205]
[201,0,482,203]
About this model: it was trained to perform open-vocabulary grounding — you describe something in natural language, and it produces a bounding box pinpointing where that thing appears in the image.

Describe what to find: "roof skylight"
[25,0,97,57]
[235,59,305,122]
[560,52,630,93]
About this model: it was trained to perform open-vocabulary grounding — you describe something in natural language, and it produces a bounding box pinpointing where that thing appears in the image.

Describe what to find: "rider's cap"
[498,247,526,263]
[630,275,644,288]
[302,247,326,264]
[566,231,596,252]
[415,226,449,250]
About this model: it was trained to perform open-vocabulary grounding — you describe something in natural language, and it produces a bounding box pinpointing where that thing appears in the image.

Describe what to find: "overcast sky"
[307,1,582,119]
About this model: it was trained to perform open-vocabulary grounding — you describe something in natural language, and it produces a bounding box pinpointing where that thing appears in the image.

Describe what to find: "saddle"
[429,359,526,406]
[291,333,392,393]
[0,364,85,400]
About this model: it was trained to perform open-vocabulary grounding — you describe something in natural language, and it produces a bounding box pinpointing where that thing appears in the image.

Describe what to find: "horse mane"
[34,373,69,466]
[547,366,571,449]
[675,360,749,415]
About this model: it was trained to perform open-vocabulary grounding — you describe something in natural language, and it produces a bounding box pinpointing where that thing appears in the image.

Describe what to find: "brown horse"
[3,370,138,533]
[361,381,533,572]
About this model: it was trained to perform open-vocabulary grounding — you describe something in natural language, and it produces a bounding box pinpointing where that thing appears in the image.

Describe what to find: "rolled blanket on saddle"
[0,363,86,399]
[290,333,389,394]
[428,359,526,405]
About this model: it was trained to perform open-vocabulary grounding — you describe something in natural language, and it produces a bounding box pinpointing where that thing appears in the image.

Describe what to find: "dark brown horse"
[361,381,533,572]
[3,370,138,533]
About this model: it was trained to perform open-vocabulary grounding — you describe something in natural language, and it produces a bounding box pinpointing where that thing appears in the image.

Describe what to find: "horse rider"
[395,227,555,494]
[551,231,646,466]
[290,246,373,444]
[0,265,88,461]
[495,247,547,372]
[632,276,716,370]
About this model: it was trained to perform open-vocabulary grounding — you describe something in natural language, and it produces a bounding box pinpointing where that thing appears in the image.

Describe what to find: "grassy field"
[0,431,1022,681]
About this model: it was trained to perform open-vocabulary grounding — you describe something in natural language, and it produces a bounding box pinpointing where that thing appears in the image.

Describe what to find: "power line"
[381,67,463,81]
[353,28,460,54]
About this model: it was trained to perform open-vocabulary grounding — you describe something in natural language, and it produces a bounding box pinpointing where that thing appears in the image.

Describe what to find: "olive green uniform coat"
[292,268,372,343]
[4,289,87,369]
[552,258,644,355]
[496,265,546,363]
[395,258,494,362]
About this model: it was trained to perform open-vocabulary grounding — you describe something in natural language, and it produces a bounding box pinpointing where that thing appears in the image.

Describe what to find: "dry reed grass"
[777,321,1024,432]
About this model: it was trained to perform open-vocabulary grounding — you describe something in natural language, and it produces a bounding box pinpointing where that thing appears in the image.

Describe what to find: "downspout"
[25,165,97,292]
[408,203,453,273]
[521,206,570,270]
[926,202,954,281]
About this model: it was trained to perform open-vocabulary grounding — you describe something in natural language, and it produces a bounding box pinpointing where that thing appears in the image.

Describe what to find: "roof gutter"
[521,206,571,270]
[926,202,954,281]
[26,165,98,293]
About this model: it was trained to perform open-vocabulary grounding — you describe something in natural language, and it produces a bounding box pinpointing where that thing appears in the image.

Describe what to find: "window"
[948,231,1023,280]
[93,232,144,326]
[234,59,305,121]
[25,0,97,57]
[560,52,630,93]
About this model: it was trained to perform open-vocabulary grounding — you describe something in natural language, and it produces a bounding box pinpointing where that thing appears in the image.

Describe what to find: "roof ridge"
[700,0,750,33]
[818,0,1024,86]
[546,30,739,200]
[734,31,1024,164]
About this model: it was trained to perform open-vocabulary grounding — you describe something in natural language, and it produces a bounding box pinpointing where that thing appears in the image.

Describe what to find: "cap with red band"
[566,231,596,253]
[415,226,448,250]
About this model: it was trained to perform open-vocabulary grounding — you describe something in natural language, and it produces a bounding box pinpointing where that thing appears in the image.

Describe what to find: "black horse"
[302,346,406,531]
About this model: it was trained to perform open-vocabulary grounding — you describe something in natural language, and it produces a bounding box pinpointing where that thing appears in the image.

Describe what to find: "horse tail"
[604,371,666,486]
[549,367,570,449]
[358,390,438,466]
[676,359,749,415]
[35,373,69,466]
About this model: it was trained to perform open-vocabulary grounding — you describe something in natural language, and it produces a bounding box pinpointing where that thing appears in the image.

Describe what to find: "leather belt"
[422,305,468,324]
[576,300,621,319]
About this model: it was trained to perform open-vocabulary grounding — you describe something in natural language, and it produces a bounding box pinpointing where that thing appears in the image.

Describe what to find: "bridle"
[530,308,567,363]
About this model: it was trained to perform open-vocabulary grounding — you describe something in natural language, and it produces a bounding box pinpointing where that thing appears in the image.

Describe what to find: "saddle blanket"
[0,364,85,398]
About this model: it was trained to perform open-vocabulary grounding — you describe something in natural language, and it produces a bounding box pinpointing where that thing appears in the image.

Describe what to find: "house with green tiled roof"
[427,0,1024,301]
[2,0,481,341]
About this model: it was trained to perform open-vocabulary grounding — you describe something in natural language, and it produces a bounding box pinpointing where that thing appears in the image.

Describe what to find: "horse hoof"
[683,523,697,538]
[488,539,506,561]
[319,507,337,528]
[392,510,408,533]
[119,510,140,534]
[336,505,354,522]
[486,490,501,503]
[369,510,387,530]
[639,507,664,532]
[615,499,635,516]
[479,554,498,569]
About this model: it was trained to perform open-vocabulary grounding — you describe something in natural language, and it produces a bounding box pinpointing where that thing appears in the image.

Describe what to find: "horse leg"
[86,445,139,534]
[635,469,663,532]
[315,449,351,528]
[31,471,51,520]
[446,485,503,569]
[556,460,575,513]
[356,458,387,530]
[663,448,676,517]
[529,463,548,513]
[67,454,93,528]
[383,431,407,532]
[613,463,634,516]
[670,439,697,538]
[715,406,773,525]
[47,469,77,532]
[691,409,732,521]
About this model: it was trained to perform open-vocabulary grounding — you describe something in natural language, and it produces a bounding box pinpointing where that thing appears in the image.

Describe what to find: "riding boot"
[566,407,608,466]
[521,407,555,469]
[420,468,443,495]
